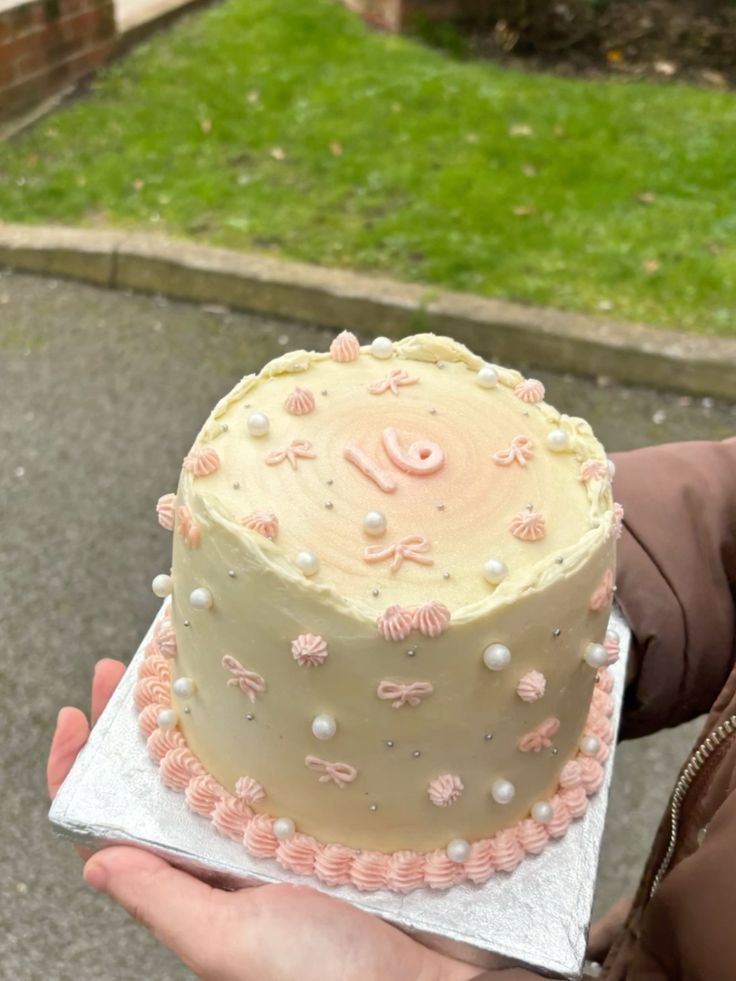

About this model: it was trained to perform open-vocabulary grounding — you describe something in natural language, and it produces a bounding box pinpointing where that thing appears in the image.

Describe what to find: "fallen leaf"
[329,142,343,156]
[270,147,286,161]
[606,49,623,63]
[509,123,533,137]
[133,178,144,191]
[642,258,660,273]
[654,60,677,76]
[246,90,259,104]
[200,118,212,133]
[597,299,614,311]
[521,163,537,177]
[512,205,536,216]
[637,191,656,204]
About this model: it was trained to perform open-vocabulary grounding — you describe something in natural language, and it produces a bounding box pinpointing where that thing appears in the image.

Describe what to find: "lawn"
[0,0,735,335]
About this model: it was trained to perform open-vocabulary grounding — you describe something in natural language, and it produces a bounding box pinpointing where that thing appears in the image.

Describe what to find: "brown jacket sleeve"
[611,438,736,739]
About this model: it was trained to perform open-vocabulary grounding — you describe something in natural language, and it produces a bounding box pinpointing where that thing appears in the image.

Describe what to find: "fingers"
[47,707,90,800]
[587,894,633,962]
[91,659,126,726]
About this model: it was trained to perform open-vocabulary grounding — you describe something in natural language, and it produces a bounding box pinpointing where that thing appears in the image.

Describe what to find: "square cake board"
[49,605,629,979]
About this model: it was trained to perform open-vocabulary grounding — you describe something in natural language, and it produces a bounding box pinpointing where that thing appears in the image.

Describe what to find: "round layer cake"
[142,332,621,891]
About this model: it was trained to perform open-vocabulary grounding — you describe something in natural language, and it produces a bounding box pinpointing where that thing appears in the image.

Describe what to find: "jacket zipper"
[650,714,736,898]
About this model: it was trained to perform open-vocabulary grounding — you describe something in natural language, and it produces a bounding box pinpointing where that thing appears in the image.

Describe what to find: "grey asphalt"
[1,270,733,981]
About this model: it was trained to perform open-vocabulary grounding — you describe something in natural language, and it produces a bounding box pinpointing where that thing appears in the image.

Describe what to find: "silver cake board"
[49,605,629,979]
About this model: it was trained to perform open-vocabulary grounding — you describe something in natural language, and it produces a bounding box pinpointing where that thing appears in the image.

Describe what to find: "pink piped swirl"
[578,757,605,794]
[211,795,253,840]
[491,829,524,872]
[560,785,589,819]
[589,569,614,611]
[182,445,220,477]
[147,727,185,762]
[156,493,176,530]
[291,633,328,667]
[604,630,620,666]
[153,617,177,658]
[235,775,266,804]
[509,509,546,541]
[518,716,559,752]
[579,459,608,482]
[411,601,450,638]
[428,773,463,808]
[284,386,316,415]
[547,795,572,839]
[559,760,583,789]
[516,670,546,703]
[376,679,433,708]
[612,502,625,540]
[160,747,207,791]
[596,666,614,693]
[134,676,169,711]
[185,774,225,817]
[425,850,464,890]
[592,686,613,716]
[137,654,170,683]
[243,814,278,858]
[314,843,357,886]
[176,505,200,547]
[514,378,545,404]
[587,713,614,744]
[241,510,279,541]
[329,330,360,363]
[517,819,550,855]
[464,839,495,885]
[386,851,425,893]
[351,851,390,891]
[276,834,319,875]
[139,703,162,738]
[377,604,414,642]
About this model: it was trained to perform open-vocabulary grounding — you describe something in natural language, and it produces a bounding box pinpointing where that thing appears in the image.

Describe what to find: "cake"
[138,332,622,892]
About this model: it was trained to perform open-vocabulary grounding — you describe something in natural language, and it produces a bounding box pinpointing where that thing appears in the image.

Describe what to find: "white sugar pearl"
[311,714,337,740]
[531,801,553,824]
[246,411,270,437]
[371,336,393,359]
[446,838,471,863]
[491,778,515,804]
[363,510,387,537]
[172,677,196,699]
[483,643,511,671]
[273,817,295,840]
[580,734,601,757]
[584,642,608,668]
[157,708,177,730]
[152,574,172,598]
[483,558,507,585]
[189,587,213,610]
[296,550,320,577]
[607,458,616,479]
[547,428,570,451]
[476,365,498,389]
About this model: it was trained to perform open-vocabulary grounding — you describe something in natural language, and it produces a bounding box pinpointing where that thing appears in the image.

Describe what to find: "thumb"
[84,846,236,975]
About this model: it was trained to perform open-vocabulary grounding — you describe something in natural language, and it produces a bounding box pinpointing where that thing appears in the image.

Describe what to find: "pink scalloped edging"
[137,612,614,893]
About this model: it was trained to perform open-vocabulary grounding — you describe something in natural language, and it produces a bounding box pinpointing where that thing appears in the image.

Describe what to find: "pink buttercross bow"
[376,680,434,708]
[518,717,560,752]
[493,435,534,467]
[368,367,419,396]
[305,755,357,788]
[265,438,316,471]
[363,534,433,572]
[222,655,266,703]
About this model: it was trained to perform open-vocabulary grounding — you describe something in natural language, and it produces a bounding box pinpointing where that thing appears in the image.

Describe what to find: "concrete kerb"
[0,222,733,400]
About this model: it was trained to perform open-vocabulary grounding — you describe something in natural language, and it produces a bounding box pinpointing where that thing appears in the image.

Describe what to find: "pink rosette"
[547,795,572,839]
[241,511,279,541]
[385,851,425,893]
[587,713,613,744]
[211,796,253,841]
[153,618,177,659]
[589,569,614,611]
[137,654,171,683]
[156,493,176,530]
[314,843,357,886]
[578,459,608,482]
[595,667,614,694]
[424,849,464,890]
[592,686,612,716]
[185,774,225,818]
[612,502,625,540]
[235,775,266,805]
[182,445,220,477]
[134,676,169,711]
[516,670,546,703]
[146,728,185,763]
[351,851,390,892]
[517,819,550,856]
[284,386,316,415]
[143,639,159,660]
[491,829,524,873]
[291,633,328,667]
[559,785,588,819]
[243,814,278,858]
[176,505,201,548]
[377,604,414,642]
[160,746,207,791]
[464,839,496,885]
[604,631,620,666]
[558,760,583,790]
[138,702,162,738]
[509,509,546,542]
[513,378,545,403]
[411,601,450,638]
[428,773,463,808]
[329,330,360,363]
[275,834,319,875]
[578,757,604,794]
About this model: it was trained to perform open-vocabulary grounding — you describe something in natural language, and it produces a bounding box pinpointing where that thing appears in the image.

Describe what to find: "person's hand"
[48,660,544,981]
[586,893,633,965]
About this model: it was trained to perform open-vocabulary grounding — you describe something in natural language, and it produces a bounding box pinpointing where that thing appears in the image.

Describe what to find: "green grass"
[1,0,735,335]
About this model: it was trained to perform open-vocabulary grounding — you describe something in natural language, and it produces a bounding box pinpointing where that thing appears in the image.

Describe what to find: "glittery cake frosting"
[140,332,622,891]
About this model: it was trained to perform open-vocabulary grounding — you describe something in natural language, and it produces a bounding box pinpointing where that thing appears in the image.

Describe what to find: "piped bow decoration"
[304,755,357,788]
[368,367,419,396]
[265,439,316,471]
[363,534,433,573]
[376,680,434,708]
[222,655,266,703]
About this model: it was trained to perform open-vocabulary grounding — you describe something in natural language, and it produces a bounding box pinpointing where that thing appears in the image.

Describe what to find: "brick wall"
[0,0,116,123]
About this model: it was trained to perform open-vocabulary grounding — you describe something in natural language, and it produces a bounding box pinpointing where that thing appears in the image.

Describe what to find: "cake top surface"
[181,333,612,618]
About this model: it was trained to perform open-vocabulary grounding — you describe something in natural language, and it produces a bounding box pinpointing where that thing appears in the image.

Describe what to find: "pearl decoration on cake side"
[446,838,471,863]
[295,550,320,577]
[151,574,172,598]
[273,817,295,840]
[483,643,511,671]
[172,677,196,699]
[584,642,608,668]
[491,779,515,804]
[531,801,553,824]
[483,559,507,585]
[580,734,601,757]
[311,714,337,740]
[246,411,270,437]
[189,587,213,610]
[476,366,498,389]
[546,428,570,451]
[371,336,393,359]
[157,708,177,730]
[363,511,387,537]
